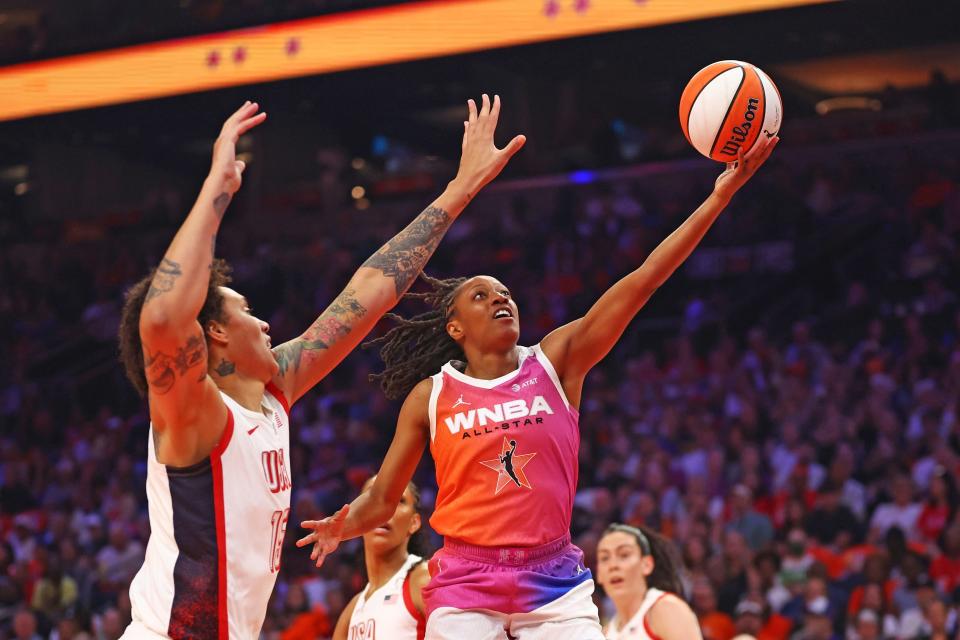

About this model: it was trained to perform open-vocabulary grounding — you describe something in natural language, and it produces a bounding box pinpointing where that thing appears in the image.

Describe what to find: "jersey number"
[269,507,289,573]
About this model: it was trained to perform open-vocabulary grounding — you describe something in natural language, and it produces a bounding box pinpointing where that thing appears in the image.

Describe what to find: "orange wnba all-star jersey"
[427,345,579,547]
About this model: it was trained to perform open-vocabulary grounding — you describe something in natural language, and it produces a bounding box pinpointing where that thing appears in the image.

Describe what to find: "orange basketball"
[679,60,782,162]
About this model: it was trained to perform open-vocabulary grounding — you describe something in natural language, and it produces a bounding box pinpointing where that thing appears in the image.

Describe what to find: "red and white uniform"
[605,588,667,640]
[123,384,292,640]
[348,554,426,640]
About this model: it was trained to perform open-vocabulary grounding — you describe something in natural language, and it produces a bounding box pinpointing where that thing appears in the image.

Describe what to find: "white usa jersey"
[348,554,426,640]
[605,588,668,640]
[123,383,292,640]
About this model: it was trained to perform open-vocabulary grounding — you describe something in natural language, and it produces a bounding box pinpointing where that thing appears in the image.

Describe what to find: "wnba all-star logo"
[479,436,537,495]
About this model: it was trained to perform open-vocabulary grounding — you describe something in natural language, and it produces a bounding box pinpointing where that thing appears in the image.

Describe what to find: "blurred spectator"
[12,608,42,640]
[30,555,77,623]
[694,577,737,640]
[727,484,775,551]
[803,481,860,548]
[868,475,922,543]
[95,526,143,599]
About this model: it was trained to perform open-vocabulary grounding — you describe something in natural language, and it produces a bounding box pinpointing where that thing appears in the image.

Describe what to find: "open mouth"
[608,576,625,587]
[373,524,392,535]
[493,308,513,320]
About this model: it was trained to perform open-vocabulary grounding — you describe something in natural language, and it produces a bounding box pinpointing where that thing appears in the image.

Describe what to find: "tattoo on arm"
[273,288,368,376]
[144,334,207,395]
[144,258,183,304]
[213,193,232,220]
[361,205,452,296]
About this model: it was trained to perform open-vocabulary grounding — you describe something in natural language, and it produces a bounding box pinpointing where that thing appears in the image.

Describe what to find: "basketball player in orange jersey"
[334,477,430,640]
[298,120,779,639]
[115,96,524,640]
[597,525,701,640]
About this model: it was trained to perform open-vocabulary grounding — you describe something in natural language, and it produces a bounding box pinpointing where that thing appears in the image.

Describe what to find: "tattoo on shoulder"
[214,359,236,377]
[213,193,232,220]
[144,334,207,395]
[273,288,368,376]
[144,258,183,304]
[362,205,452,297]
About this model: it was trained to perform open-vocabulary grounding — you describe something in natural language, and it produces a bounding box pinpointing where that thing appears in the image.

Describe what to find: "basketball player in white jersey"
[596,525,701,640]
[334,477,429,640]
[116,98,525,639]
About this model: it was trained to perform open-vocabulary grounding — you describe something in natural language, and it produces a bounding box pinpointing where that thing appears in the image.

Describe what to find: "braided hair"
[603,523,686,596]
[365,273,468,400]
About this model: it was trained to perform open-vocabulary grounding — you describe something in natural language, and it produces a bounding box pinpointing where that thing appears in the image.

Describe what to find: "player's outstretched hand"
[453,93,526,195]
[713,134,779,200]
[297,504,350,568]
[211,101,267,197]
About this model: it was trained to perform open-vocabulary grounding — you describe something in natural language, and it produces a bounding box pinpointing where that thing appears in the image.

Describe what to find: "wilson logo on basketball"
[719,97,759,157]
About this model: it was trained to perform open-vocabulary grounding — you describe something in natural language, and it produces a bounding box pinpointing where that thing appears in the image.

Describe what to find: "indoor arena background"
[1,1,959,639]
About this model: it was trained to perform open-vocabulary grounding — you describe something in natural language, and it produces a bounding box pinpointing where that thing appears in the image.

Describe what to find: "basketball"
[679,60,782,162]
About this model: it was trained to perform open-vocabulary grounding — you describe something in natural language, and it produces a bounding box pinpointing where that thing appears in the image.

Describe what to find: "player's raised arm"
[271,94,525,405]
[138,103,266,450]
[541,136,778,405]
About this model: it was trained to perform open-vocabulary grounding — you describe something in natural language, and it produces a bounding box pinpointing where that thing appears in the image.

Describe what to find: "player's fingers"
[489,94,502,130]
[499,134,526,159]
[333,504,350,521]
[224,101,256,130]
[296,533,315,547]
[761,136,779,161]
[479,93,490,118]
[467,99,478,124]
[234,160,246,175]
[236,111,267,135]
[300,520,320,529]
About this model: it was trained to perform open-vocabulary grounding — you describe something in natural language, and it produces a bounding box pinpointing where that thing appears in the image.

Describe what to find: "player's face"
[596,531,654,598]
[215,287,279,381]
[446,276,520,350]
[362,481,421,555]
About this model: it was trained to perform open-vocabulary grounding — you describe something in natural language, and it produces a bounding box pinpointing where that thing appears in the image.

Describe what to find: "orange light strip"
[1,0,832,122]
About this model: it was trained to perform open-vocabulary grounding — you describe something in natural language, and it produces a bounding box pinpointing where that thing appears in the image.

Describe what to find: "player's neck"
[463,345,520,380]
[612,584,648,630]
[214,372,267,413]
[366,546,409,592]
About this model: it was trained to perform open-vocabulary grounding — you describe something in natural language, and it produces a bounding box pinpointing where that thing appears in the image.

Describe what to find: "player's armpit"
[142,323,227,466]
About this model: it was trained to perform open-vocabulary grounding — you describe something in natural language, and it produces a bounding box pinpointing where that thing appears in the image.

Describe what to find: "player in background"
[597,524,701,640]
[334,477,430,640]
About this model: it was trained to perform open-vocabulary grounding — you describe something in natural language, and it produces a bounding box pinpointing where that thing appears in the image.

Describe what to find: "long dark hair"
[603,523,685,596]
[118,259,233,397]
[364,274,467,400]
[403,481,430,559]
[360,478,430,559]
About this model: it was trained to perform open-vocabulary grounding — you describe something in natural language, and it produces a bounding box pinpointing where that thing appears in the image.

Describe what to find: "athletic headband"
[605,523,652,556]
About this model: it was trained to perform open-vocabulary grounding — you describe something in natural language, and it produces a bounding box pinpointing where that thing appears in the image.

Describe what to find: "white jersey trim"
[440,347,532,389]
[606,587,666,640]
[531,343,573,411]
[428,373,443,442]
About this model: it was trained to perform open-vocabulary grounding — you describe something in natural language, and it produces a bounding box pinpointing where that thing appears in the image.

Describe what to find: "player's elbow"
[139,307,174,339]
[351,269,396,309]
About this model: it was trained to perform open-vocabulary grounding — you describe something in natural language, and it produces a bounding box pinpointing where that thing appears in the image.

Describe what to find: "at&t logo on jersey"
[444,395,554,440]
[261,449,292,494]
[510,377,538,393]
